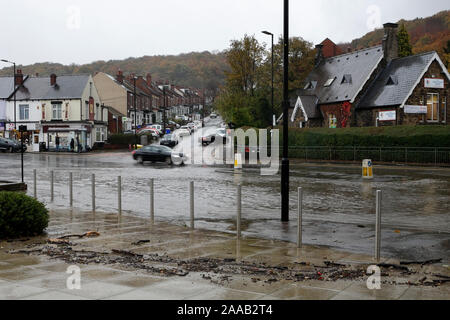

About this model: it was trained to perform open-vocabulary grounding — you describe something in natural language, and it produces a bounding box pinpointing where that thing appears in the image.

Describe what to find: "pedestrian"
[55,134,60,152]
[70,138,75,152]
[76,136,81,153]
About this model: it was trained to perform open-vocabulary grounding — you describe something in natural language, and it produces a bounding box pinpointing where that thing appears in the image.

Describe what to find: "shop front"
[42,124,92,152]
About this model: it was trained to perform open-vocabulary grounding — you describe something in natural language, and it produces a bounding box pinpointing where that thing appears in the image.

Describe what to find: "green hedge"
[282,125,450,148]
[0,192,49,239]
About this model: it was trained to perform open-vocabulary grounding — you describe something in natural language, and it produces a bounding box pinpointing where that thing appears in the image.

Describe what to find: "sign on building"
[378,110,396,121]
[404,105,427,114]
[424,78,444,89]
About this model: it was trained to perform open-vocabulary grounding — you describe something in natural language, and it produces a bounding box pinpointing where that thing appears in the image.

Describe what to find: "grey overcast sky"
[0,0,448,66]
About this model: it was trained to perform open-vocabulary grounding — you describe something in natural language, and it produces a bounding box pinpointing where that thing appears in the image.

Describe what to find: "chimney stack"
[15,69,24,86]
[382,23,399,62]
[50,74,57,86]
[116,69,124,83]
[146,73,152,86]
[315,44,324,66]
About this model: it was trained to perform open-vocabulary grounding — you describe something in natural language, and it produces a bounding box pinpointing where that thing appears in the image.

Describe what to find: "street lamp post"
[262,31,274,129]
[281,0,290,222]
[1,59,16,138]
[163,87,167,134]
[133,77,138,150]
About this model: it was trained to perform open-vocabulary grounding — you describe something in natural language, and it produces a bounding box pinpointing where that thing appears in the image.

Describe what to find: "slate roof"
[357,51,439,109]
[13,75,90,100]
[290,95,320,120]
[297,45,384,105]
[0,77,14,99]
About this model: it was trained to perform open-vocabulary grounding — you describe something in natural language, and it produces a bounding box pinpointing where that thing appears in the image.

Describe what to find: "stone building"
[290,23,449,128]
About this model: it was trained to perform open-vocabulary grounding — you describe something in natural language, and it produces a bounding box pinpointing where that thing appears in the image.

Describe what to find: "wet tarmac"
[0,119,449,262]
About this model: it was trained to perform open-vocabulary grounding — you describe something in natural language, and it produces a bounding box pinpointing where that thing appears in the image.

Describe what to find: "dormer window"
[341,74,352,84]
[386,75,398,86]
[304,81,317,90]
[324,78,335,87]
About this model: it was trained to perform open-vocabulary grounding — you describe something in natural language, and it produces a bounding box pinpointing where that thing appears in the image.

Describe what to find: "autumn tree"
[215,35,315,128]
[225,35,266,96]
[398,24,413,57]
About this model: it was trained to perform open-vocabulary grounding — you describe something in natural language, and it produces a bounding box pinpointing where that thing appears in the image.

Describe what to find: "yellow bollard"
[362,159,373,179]
[234,153,242,170]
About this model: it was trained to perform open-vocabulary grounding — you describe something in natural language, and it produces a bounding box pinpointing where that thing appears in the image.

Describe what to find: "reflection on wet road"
[0,120,449,262]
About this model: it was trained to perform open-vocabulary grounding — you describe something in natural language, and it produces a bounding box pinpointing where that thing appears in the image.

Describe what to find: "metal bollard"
[50,171,54,202]
[237,184,241,239]
[190,181,194,229]
[69,172,73,207]
[118,176,122,214]
[297,187,303,248]
[33,169,37,199]
[375,190,382,262]
[91,174,96,212]
[150,179,154,221]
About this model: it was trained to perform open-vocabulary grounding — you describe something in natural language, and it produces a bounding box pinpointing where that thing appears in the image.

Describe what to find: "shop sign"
[424,78,444,89]
[404,105,427,114]
[379,110,396,121]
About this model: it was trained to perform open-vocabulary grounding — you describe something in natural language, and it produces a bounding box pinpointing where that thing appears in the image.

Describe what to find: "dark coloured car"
[0,138,27,153]
[160,134,178,148]
[132,145,184,165]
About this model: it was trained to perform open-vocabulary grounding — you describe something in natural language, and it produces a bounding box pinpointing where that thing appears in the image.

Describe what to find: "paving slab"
[0,209,448,300]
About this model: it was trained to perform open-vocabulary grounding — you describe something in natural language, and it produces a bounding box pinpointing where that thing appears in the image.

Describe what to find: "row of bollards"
[32,171,383,261]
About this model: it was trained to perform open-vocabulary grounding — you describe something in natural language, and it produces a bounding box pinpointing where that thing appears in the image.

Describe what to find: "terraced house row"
[0,70,204,152]
[290,23,450,128]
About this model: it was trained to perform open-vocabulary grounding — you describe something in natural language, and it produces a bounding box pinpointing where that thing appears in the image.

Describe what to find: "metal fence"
[282,146,450,166]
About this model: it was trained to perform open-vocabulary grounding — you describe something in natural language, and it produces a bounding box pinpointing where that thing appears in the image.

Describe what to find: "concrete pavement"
[0,210,448,300]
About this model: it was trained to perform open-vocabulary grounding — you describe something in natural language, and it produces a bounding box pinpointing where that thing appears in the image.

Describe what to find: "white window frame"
[19,104,29,120]
[426,93,439,122]
[52,103,62,120]
[442,96,447,124]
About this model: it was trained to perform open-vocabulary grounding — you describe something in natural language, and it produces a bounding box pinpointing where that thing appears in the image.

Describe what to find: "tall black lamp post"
[1,59,16,138]
[262,31,274,129]
[281,0,290,222]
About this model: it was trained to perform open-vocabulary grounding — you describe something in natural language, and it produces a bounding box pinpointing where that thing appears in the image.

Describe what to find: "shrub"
[0,192,49,239]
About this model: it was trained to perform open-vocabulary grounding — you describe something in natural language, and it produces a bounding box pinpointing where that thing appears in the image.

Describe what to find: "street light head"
[262,31,273,36]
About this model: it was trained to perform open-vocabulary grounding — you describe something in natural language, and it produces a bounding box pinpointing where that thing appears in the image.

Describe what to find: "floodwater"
[0,119,449,262]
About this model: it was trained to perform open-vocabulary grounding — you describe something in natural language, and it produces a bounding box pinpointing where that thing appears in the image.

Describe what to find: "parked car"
[138,128,159,137]
[210,113,217,119]
[0,138,27,153]
[160,134,178,148]
[132,145,184,165]
[178,126,191,137]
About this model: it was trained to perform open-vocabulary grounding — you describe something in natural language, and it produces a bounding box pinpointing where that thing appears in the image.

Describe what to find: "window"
[95,128,101,142]
[304,81,317,90]
[426,93,439,122]
[324,78,335,87]
[386,75,398,86]
[328,114,337,128]
[341,74,352,84]
[52,103,62,120]
[443,96,447,123]
[85,102,89,120]
[19,104,29,120]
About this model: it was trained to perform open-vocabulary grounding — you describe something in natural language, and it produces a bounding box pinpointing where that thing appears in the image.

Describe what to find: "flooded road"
[0,119,449,262]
